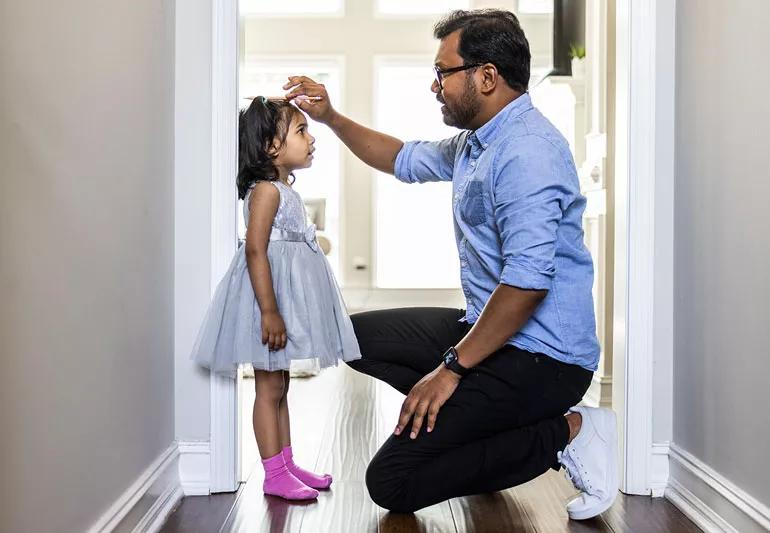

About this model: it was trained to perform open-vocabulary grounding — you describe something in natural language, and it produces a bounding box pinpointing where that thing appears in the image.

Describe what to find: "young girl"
[191,96,361,501]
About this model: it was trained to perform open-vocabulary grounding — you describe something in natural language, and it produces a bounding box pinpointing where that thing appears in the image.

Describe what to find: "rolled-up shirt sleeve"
[493,136,570,291]
[394,133,465,184]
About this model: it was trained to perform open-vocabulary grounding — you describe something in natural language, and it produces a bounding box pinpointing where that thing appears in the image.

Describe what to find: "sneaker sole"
[568,493,616,520]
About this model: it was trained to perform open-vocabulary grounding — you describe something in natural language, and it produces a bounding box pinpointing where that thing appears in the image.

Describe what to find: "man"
[284,9,618,520]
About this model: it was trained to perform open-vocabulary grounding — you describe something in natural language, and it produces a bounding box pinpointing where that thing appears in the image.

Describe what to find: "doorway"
[199,0,675,499]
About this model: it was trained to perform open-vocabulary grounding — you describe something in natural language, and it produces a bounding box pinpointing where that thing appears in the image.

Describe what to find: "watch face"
[444,351,455,365]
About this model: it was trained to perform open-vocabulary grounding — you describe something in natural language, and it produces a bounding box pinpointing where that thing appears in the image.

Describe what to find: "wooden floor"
[162,365,700,533]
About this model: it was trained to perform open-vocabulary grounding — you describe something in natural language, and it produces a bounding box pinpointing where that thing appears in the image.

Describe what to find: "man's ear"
[479,63,499,94]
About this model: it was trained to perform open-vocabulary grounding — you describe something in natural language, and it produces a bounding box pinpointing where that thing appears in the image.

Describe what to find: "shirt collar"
[468,92,533,150]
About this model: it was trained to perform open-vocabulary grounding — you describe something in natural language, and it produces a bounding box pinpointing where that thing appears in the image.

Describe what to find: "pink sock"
[282,446,333,490]
[261,452,318,500]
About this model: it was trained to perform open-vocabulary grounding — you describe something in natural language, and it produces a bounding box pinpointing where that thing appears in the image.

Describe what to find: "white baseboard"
[87,444,182,533]
[650,441,670,497]
[134,483,185,533]
[583,372,612,408]
[178,440,211,496]
[666,444,770,533]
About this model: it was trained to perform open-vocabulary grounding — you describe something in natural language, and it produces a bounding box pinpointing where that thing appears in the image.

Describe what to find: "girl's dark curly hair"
[237,97,302,200]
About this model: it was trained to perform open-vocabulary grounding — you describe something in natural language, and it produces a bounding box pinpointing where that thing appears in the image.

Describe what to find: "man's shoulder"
[494,111,573,164]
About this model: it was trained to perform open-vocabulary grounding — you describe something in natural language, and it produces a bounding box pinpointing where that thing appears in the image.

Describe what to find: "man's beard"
[440,74,481,129]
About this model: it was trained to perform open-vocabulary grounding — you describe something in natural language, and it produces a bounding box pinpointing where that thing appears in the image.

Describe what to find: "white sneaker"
[557,406,619,520]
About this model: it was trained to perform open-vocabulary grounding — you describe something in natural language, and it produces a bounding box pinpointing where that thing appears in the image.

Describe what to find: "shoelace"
[558,448,589,493]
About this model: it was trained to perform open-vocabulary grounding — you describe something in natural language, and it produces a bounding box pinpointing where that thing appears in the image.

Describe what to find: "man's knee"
[345,357,365,372]
[365,455,418,513]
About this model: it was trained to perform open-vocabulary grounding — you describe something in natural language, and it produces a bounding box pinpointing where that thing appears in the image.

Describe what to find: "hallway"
[162,365,700,532]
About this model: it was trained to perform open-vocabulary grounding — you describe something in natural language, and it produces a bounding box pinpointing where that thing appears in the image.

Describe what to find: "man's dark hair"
[434,9,531,93]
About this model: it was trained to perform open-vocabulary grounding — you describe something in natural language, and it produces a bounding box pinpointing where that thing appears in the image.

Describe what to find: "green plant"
[569,44,586,60]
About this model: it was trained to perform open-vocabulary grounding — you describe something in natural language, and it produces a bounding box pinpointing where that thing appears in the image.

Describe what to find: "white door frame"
[205,0,675,496]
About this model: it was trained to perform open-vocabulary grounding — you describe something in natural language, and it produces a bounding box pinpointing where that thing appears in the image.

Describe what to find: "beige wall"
[674,0,770,510]
[0,1,176,531]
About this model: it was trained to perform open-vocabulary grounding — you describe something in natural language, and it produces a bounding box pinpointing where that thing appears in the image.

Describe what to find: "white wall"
[673,0,770,527]
[0,1,176,531]
[174,0,215,443]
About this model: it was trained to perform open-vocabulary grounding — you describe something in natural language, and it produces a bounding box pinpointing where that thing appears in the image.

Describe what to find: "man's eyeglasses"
[433,63,483,92]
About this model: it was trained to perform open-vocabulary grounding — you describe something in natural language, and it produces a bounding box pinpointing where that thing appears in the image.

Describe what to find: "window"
[529,77,577,156]
[240,0,343,16]
[517,0,554,14]
[238,57,344,279]
[376,0,469,16]
[374,58,461,289]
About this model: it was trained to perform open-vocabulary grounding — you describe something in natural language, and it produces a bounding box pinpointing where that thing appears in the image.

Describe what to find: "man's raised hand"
[283,76,335,124]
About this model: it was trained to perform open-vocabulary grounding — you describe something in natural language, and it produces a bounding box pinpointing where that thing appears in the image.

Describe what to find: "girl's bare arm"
[244,182,285,349]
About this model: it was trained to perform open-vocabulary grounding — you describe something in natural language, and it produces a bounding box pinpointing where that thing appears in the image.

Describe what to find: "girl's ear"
[267,140,281,158]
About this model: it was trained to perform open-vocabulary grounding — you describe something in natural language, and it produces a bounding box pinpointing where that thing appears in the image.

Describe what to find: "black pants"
[347,307,593,513]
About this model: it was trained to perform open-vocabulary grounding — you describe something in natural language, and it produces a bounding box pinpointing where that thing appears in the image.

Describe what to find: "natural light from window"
[377,0,469,15]
[239,0,343,16]
[238,57,343,280]
[374,58,461,289]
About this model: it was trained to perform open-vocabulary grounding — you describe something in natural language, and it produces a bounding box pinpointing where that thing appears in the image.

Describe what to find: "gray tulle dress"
[191,180,361,377]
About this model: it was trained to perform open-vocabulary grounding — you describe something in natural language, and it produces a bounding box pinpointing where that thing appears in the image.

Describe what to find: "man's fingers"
[427,404,440,433]
[410,406,428,439]
[285,85,324,101]
[261,329,268,345]
[283,75,316,90]
[395,398,416,435]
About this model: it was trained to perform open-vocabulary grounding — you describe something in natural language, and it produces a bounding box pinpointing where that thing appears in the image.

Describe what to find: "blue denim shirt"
[394,94,599,370]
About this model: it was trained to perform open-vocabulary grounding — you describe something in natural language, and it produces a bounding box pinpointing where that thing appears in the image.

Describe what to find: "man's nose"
[431,78,440,94]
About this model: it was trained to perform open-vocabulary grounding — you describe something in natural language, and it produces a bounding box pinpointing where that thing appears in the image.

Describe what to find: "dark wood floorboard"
[161,365,702,533]
[514,469,613,533]
[160,488,241,533]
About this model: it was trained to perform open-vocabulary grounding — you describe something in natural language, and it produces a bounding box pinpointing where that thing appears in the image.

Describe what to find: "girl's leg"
[278,370,291,448]
[253,369,285,458]
[254,368,318,500]
[277,369,333,490]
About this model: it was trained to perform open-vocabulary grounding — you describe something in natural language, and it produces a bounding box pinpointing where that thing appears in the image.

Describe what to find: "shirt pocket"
[460,179,487,227]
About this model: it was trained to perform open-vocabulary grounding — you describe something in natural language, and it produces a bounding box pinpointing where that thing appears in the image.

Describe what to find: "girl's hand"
[261,311,287,351]
[283,76,336,124]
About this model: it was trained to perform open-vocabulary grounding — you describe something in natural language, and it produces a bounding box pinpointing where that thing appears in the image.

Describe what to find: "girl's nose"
[309,135,316,144]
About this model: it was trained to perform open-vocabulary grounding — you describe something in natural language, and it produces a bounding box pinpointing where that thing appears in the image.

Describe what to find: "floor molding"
[666,444,770,533]
[134,483,185,533]
[583,372,613,408]
[87,444,181,533]
[179,440,211,496]
[650,441,670,497]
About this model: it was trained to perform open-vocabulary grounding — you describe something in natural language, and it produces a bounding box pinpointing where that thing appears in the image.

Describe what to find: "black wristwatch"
[442,346,470,377]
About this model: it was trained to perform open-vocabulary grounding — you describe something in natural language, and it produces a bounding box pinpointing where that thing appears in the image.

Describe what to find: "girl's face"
[273,112,315,173]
